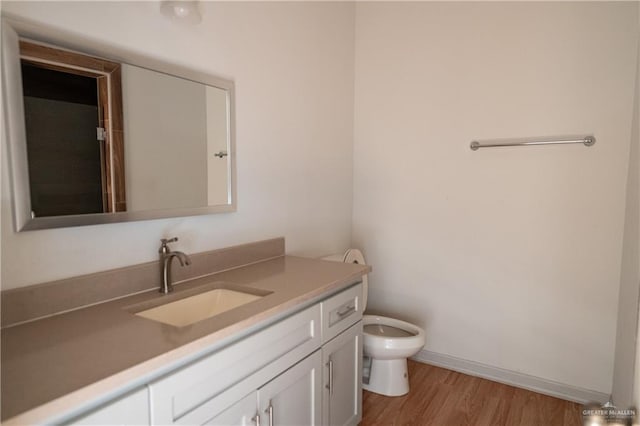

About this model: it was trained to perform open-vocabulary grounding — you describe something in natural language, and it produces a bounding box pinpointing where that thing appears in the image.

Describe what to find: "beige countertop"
[1,255,370,423]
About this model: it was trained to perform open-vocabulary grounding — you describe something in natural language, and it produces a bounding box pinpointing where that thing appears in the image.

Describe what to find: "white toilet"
[328,249,426,397]
[362,314,426,396]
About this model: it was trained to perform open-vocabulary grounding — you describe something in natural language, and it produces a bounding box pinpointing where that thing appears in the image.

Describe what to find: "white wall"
[613,18,640,407]
[352,2,638,394]
[0,1,355,289]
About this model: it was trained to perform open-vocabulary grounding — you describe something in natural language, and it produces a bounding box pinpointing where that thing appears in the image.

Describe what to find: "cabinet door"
[258,351,322,426]
[203,392,257,426]
[322,321,362,426]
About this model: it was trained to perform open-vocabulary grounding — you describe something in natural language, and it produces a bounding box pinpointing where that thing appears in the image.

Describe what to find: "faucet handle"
[159,237,178,253]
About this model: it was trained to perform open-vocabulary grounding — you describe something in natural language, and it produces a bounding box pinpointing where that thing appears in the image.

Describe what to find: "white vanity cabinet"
[320,284,364,426]
[63,282,363,426]
[149,304,322,425]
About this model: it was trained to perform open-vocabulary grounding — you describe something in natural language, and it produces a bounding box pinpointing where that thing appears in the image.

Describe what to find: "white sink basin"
[135,288,264,327]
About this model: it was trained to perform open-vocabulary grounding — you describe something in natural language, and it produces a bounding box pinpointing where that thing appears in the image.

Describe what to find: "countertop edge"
[2,267,370,425]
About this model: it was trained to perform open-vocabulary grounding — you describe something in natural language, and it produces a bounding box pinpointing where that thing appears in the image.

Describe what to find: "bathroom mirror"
[2,18,236,231]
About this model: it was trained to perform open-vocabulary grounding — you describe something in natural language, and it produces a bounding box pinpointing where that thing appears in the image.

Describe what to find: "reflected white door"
[206,86,230,205]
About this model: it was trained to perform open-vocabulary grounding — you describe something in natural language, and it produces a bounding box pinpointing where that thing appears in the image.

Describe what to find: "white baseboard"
[411,349,609,405]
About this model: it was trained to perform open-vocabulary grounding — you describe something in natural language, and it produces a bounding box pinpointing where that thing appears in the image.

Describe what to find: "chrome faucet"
[159,237,191,294]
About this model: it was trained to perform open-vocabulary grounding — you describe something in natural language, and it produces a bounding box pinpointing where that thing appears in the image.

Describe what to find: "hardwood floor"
[361,360,583,426]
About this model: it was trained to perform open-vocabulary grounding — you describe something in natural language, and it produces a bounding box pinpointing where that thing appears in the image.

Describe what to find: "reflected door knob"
[214,151,228,158]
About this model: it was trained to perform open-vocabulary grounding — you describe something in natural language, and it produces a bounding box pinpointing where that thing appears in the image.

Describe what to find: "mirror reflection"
[21,40,126,216]
[122,64,230,211]
[18,39,232,220]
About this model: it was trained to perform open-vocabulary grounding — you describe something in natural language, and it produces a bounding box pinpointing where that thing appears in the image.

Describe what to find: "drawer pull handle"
[265,401,274,426]
[252,411,261,426]
[326,359,334,395]
[337,304,356,318]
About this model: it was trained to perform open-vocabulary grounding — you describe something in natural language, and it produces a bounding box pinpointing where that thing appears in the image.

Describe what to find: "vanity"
[1,238,370,425]
[0,15,370,426]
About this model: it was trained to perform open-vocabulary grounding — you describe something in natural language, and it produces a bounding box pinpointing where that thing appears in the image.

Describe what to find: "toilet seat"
[362,315,426,360]
[364,323,415,338]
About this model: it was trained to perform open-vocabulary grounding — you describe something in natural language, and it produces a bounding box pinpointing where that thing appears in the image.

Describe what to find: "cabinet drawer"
[64,387,149,426]
[321,283,363,343]
[150,304,321,424]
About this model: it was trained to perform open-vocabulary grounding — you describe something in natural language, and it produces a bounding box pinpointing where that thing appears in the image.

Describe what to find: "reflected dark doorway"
[21,63,104,217]
[19,39,127,217]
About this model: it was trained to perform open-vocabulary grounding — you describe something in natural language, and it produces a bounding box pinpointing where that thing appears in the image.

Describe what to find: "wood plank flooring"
[361,360,583,426]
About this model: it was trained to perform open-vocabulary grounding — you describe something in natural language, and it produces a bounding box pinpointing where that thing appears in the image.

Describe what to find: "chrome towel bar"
[470,135,596,151]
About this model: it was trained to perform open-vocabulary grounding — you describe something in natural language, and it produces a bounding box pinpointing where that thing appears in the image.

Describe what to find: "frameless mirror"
[2,18,236,231]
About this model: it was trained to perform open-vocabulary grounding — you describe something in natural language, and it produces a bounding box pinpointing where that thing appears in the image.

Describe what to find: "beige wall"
[352,2,638,394]
[0,1,355,289]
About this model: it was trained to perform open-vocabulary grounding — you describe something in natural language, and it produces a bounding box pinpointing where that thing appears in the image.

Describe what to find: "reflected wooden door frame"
[19,40,127,213]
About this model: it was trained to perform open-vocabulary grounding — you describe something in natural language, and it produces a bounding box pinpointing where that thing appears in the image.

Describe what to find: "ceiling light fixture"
[160,1,202,25]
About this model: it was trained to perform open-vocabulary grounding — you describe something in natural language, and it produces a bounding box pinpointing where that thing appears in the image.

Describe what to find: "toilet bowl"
[324,249,426,397]
[362,315,426,396]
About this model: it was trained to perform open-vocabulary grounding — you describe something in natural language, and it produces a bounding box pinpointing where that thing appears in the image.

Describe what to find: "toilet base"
[363,358,409,397]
